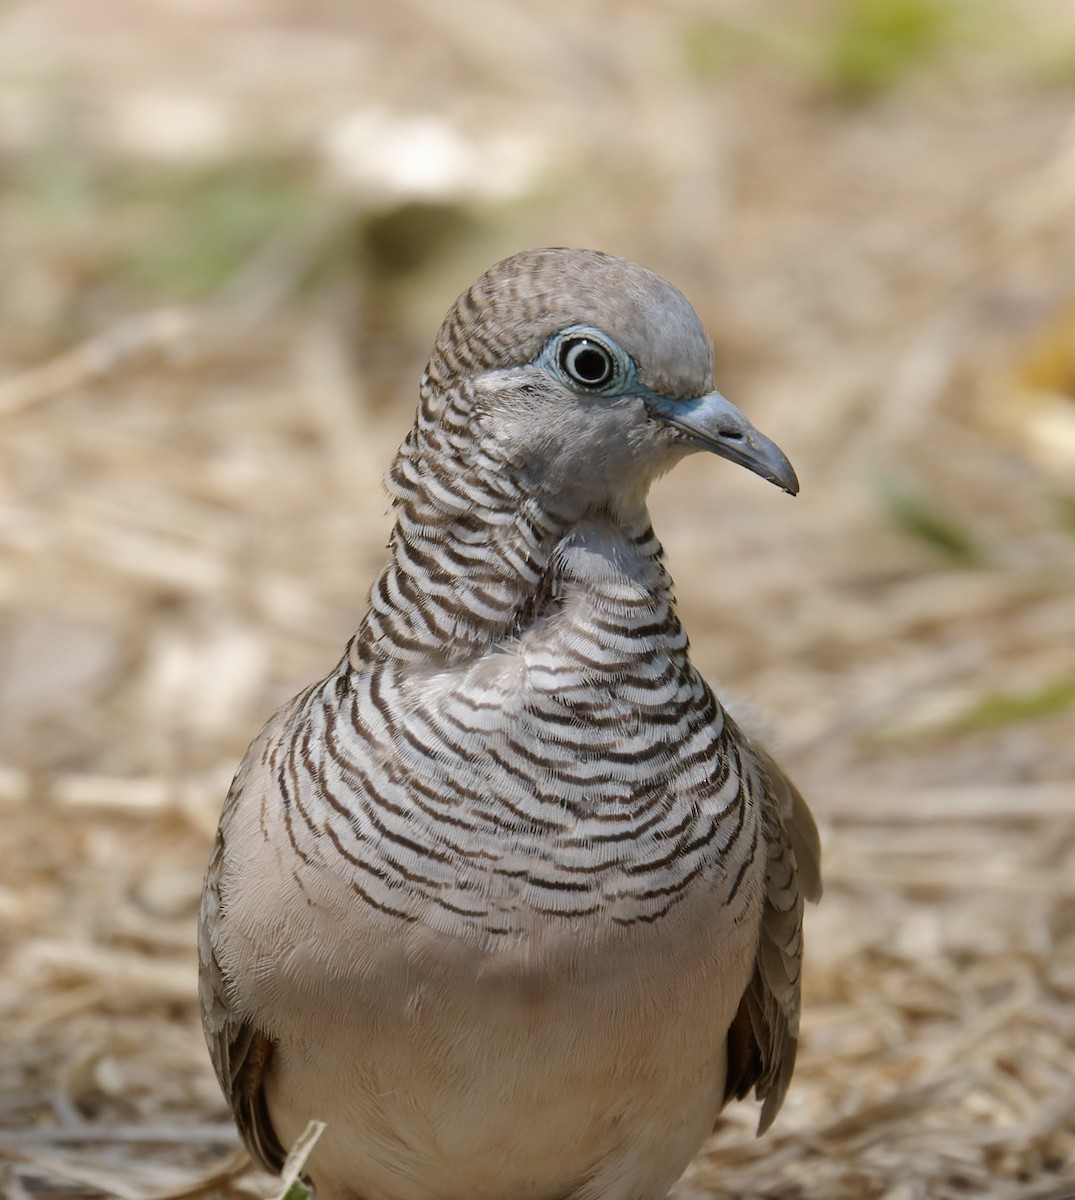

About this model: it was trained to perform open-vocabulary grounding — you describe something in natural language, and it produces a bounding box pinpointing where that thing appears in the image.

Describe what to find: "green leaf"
[956,680,1075,732]
[822,0,955,99]
[1056,494,1075,536]
[109,160,321,299]
[876,474,984,565]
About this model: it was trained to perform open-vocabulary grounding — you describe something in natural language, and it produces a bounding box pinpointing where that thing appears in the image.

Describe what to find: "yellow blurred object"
[993,299,1075,476]
[1020,299,1075,396]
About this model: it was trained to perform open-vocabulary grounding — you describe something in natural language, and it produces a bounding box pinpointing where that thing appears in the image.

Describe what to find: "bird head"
[416,248,798,517]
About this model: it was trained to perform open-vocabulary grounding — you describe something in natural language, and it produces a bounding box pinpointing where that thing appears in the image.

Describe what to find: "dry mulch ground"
[2,2,1075,1197]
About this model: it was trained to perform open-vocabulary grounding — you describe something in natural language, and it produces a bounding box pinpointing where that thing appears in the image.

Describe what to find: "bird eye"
[559,336,616,390]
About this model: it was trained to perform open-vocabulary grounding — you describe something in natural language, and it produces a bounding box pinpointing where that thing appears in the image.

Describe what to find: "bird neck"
[348,437,680,671]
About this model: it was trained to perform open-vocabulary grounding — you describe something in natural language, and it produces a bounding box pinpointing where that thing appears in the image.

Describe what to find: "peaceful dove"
[199,247,822,1200]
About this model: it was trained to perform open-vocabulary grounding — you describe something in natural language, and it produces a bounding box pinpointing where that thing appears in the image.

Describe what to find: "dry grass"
[2,1,1075,1197]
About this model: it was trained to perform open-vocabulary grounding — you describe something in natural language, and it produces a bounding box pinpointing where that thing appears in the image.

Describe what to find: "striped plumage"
[199,248,822,1200]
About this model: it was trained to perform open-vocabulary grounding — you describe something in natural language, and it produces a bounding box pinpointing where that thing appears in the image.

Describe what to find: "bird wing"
[723,730,822,1133]
[198,807,287,1174]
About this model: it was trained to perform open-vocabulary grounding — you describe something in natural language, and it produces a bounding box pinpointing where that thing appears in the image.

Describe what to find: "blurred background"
[1,1,1074,1197]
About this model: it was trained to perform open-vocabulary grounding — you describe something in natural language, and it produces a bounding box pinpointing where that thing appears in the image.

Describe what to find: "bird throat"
[353,481,685,677]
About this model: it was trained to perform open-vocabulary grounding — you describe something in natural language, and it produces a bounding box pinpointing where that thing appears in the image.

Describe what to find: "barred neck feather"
[352,378,680,669]
[311,418,751,931]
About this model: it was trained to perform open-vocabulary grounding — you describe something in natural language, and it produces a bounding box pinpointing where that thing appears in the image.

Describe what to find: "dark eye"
[559,337,615,389]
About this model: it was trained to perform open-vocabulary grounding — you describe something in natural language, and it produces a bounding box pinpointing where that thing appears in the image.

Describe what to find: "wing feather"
[724,729,822,1134]
[198,802,287,1174]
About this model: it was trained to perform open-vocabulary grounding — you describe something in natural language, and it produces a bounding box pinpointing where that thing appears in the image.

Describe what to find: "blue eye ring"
[558,335,618,390]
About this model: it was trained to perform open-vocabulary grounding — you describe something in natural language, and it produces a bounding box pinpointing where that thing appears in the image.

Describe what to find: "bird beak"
[648,390,799,496]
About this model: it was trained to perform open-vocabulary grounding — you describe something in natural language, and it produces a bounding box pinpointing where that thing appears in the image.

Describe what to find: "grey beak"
[648,390,799,496]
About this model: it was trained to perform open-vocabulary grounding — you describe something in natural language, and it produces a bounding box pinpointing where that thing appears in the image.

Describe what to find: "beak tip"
[763,451,799,497]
